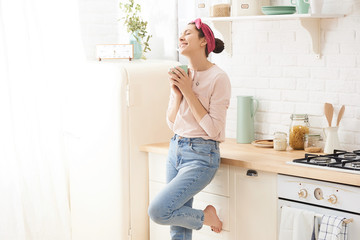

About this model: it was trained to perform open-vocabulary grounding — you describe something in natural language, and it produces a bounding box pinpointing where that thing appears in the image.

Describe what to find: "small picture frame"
[96,44,134,61]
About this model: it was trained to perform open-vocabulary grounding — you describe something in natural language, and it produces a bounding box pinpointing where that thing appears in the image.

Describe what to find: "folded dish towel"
[318,215,348,240]
[312,216,320,240]
[278,206,315,240]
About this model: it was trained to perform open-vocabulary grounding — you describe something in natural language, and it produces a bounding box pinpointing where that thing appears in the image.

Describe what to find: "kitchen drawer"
[193,191,230,232]
[193,228,232,240]
[202,164,229,197]
[149,153,230,197]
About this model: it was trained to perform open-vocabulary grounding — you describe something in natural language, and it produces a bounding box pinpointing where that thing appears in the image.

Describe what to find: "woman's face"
[178,24,206,57]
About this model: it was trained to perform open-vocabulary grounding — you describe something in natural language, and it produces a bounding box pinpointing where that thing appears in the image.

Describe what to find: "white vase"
[323,127,341,154]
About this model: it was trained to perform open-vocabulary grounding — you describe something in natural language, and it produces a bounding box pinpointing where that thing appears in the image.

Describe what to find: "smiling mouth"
[179,43,188,48]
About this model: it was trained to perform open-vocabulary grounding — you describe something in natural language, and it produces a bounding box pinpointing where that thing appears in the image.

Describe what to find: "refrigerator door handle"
[126,84,130,107]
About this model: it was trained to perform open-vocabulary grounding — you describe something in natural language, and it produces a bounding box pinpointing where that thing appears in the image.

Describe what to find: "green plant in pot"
[119,0,152,59]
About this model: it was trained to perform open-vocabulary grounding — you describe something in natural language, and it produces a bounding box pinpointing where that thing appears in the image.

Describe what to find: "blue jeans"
[148,134,220,240]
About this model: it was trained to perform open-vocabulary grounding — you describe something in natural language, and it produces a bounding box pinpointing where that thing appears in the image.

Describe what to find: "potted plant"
[119,0,152,59]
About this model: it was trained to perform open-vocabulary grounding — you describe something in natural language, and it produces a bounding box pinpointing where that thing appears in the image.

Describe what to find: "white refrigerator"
[63,60,178,240]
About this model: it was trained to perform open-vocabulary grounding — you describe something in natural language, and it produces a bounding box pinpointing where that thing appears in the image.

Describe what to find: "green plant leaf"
[119,0,152,54]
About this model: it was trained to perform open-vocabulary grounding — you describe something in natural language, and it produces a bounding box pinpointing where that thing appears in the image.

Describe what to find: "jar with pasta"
[289,114,310,150]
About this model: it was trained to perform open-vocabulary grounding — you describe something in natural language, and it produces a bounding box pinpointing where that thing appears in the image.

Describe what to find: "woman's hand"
[168,69,183,100]
[168,67,192,97]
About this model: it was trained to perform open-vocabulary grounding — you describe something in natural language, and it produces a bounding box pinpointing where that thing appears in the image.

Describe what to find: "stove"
[278,174,360,238]
[288,149,360,174]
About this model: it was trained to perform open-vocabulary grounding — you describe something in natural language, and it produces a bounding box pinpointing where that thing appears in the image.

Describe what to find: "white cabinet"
[148,152,277,240]
[232,167,277,240]
[148,153,236,240]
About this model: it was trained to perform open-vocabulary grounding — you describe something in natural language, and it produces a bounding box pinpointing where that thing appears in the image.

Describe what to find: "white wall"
[78,0,120,59]
[211,1,360,150]
[78,0,178,60]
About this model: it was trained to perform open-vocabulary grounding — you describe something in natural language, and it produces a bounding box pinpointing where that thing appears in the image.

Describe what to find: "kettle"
[236,96,258,143]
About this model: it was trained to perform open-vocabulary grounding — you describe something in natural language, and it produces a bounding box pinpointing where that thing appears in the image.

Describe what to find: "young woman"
[148,18,231,240]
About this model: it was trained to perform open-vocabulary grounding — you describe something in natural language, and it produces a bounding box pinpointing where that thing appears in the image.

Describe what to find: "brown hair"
[188,22,224,57]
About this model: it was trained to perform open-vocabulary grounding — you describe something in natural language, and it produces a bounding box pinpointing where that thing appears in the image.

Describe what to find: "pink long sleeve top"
[166,64,231,142]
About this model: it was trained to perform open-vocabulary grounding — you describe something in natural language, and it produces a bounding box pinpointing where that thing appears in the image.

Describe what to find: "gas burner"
[311,156,332,165]
[351,161,360,169]
[340,153,358,160]
[291,149,360,173]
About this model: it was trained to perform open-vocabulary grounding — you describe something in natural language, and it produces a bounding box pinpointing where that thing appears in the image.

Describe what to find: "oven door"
[278,199,360,238]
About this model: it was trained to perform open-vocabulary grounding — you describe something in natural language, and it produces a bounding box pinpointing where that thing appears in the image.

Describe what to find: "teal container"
[236,96,258,144]
[129,31,142,59]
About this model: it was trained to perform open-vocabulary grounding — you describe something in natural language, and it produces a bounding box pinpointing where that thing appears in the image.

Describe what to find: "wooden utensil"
[336,105,345,126]
[324,103,334,127]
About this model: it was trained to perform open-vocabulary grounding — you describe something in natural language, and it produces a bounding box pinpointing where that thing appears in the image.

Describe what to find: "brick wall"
[212,2,360,150]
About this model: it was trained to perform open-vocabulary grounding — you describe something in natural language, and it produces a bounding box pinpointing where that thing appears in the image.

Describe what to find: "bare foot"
[203,205,223,233]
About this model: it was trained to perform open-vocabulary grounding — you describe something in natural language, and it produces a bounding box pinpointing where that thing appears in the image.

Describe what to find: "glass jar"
[210,0,231,17]
[274,132,287,151]
[304,134,323,153]
[289,114,310,150]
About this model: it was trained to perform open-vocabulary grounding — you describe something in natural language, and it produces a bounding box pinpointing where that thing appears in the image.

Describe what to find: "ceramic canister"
[323,127,341,154]
[232,0,270,16]
[291,0,310,14]
[236,96,258,143]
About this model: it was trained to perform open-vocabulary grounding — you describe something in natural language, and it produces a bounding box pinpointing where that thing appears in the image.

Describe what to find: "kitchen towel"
[318,215,348,240]
[312,216,320,240]
[278,206,315,240]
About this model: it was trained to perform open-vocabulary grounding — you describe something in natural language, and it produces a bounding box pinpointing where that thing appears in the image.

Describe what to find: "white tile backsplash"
[212,3,360,150]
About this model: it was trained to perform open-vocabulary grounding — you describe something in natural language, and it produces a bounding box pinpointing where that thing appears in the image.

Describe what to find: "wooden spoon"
[336,105,345,126]
[324,103,334,127]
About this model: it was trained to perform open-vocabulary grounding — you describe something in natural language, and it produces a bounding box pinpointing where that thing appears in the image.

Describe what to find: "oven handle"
[280,205,354,224]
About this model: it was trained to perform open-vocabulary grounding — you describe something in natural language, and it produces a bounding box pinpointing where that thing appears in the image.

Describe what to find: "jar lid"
[304,134,322,140]
[290,114,309,120]
[274,132,287,138]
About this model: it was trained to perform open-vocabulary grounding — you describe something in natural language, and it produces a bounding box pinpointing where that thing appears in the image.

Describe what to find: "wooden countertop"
[140,138,360,186]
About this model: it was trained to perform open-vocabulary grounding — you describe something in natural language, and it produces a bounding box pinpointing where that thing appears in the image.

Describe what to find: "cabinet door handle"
[246,169,258,177]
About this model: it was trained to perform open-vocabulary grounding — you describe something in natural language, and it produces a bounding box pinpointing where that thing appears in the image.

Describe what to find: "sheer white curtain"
[0,0,85,239]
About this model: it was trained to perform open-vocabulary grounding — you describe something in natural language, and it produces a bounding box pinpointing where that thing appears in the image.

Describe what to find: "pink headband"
[191,18,215,53]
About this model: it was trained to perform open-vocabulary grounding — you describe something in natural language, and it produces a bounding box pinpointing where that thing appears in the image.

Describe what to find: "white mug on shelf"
[309,0,324,14]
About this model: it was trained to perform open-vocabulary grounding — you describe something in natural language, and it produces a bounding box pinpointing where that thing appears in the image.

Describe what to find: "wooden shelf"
[202,14,345,58]
[202,13,344,22]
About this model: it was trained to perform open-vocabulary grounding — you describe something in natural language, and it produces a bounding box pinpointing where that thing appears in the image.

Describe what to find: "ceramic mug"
[291,0,310,14]
[309,0,324,14]
[178,65,188,74]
